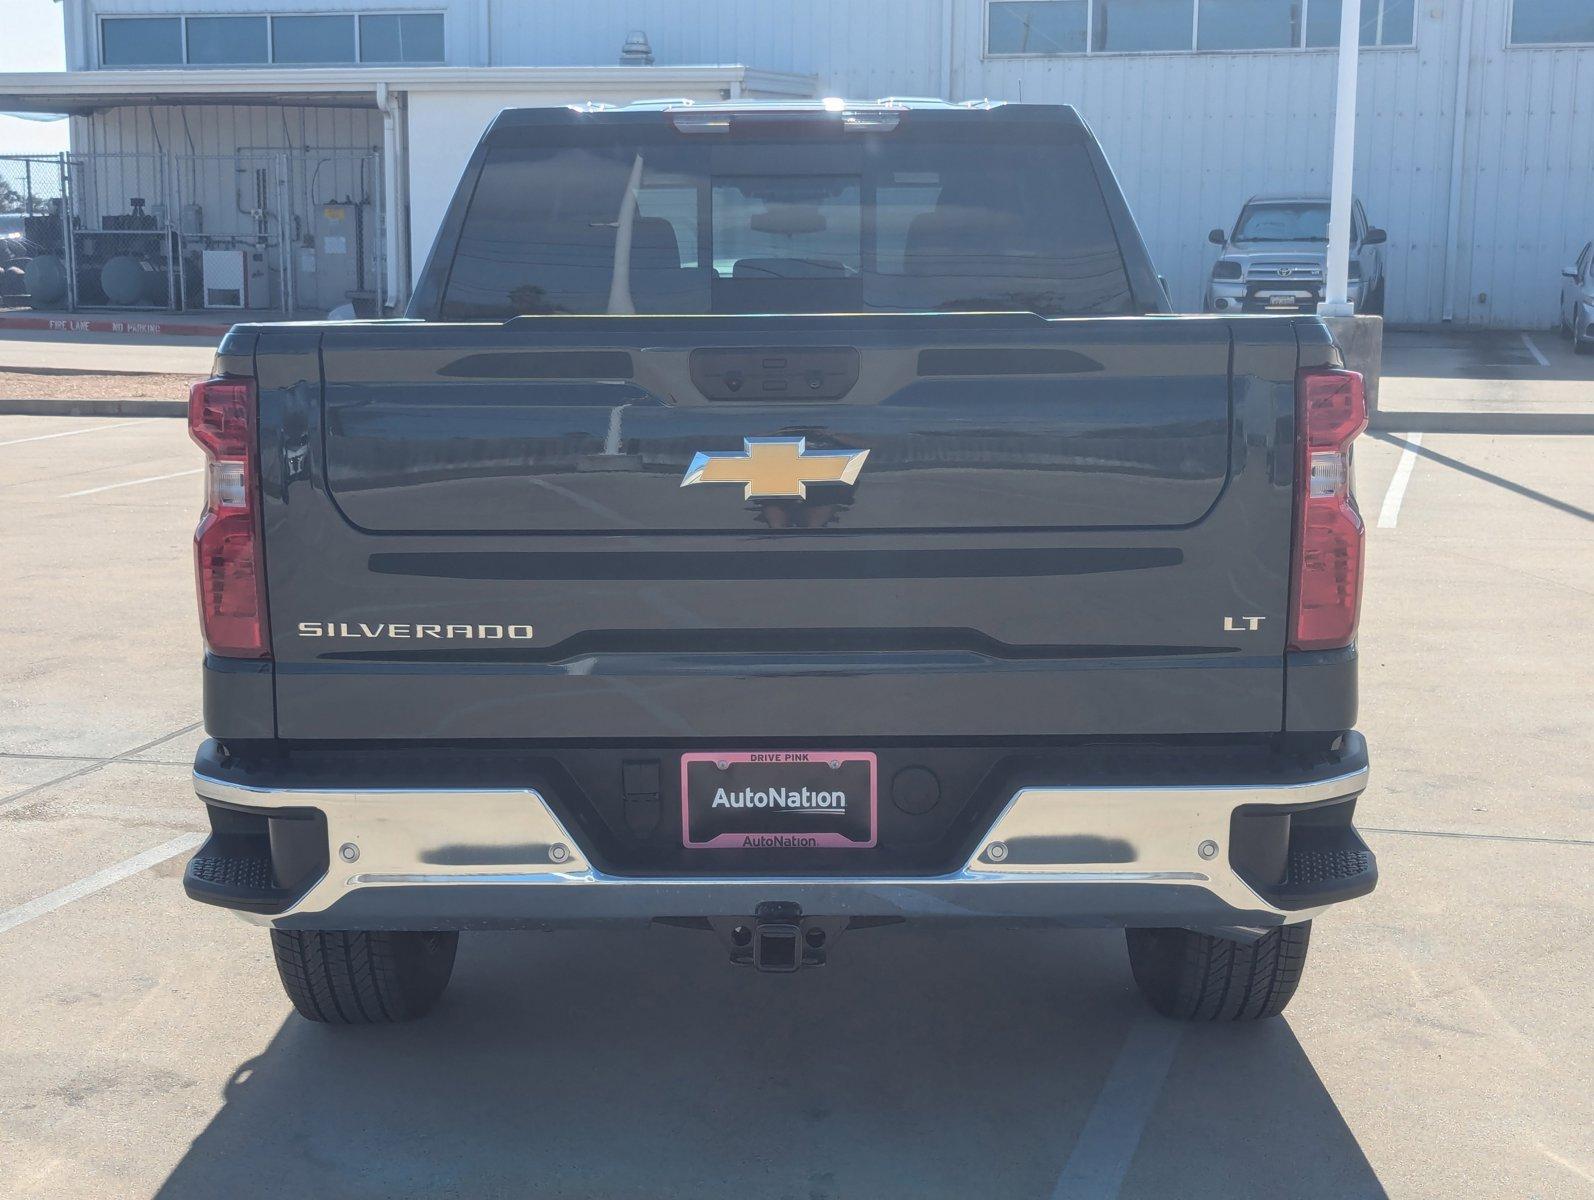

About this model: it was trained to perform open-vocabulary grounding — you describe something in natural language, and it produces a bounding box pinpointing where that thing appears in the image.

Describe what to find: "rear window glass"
[1234,203,1331,243]
[439,122,1135,319]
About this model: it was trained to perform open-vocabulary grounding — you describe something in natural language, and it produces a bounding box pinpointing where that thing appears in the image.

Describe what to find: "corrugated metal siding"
[969,0,1594,327]
[485,0,944,97]
[480,0,1593,325]
[1452,28,1594,329]
[78,104,379,159]
[955,1,1485,323]
[66,0,1594,325]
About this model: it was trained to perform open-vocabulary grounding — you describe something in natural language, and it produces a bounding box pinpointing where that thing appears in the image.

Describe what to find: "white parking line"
[62,466,201,498]
[1377,433,1423,529]
[1050,1018,1184,1199]
[1520,333,1550,367]
[0,833,204,936]
[0,420,139,448]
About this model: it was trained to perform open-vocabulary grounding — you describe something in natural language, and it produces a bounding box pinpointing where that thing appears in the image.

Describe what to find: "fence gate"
[62,152,182,312]
[277,149,386,316]
[0,155,70,310]
[158,153,292,316]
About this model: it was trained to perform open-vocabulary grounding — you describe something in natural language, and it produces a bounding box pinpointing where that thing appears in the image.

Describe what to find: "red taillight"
[1290,369,1367,651]
[189,377,269,658]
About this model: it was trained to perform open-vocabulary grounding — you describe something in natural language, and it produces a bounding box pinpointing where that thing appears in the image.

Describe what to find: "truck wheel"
[270,930,458,1024]
[1125,923,1310,1021]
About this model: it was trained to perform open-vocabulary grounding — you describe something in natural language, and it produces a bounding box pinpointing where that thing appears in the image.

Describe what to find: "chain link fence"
[0,155,70,310]
[0,149,384,316]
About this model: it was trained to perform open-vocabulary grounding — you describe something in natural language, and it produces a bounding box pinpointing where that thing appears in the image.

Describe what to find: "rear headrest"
[630,217,681,269]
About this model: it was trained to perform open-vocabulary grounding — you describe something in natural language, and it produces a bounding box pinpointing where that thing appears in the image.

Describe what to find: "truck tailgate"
[258,314,1301,740]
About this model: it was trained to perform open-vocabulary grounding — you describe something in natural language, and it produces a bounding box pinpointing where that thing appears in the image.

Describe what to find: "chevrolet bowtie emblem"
[681,437,870,500]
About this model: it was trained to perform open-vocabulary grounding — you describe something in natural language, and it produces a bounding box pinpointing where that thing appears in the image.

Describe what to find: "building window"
[988,1,1089,54]
[359,13,446,63]
[97,13,445,68]
[1510,0,1594,45]
[1198,1,1302,51]
[271,15,358,64]
[185,17,269,66]
[101,18,183,67]
[986,0,1415,54]
[1305,0,1415,47]
[1093,0,1192,52]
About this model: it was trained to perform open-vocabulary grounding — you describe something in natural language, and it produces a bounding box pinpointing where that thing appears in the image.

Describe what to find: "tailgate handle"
[690,347,860,402]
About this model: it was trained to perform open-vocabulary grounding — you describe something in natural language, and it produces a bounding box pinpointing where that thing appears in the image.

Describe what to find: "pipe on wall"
[941,0,957,101]
[1320,0,1362,317]
[375,82,404,312]
[1440,0,1475,323]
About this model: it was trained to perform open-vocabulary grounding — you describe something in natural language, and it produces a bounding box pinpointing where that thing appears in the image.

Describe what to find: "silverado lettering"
[295,622,534,639]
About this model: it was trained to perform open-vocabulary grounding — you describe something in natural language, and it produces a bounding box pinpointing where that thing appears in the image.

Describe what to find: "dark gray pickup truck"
[183,100,1375,1025]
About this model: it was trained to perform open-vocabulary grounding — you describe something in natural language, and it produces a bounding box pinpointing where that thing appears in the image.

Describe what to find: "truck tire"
[1125,923,1310,1022]
[270,930,458,1024]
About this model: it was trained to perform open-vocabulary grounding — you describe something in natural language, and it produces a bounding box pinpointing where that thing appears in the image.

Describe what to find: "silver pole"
[1319,0,1362,317]
[1440,0,1474,322]
[60,152,78,312]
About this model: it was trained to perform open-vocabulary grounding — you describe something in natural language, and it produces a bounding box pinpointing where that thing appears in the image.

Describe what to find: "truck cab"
[181,101,1376,1026]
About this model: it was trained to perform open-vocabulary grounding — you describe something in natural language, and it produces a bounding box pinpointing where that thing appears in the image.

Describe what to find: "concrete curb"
[0,398,186,417]
[0,313,231,338]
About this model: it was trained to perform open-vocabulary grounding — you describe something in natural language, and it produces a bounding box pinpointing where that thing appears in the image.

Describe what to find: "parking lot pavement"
[1,370,1591,1198]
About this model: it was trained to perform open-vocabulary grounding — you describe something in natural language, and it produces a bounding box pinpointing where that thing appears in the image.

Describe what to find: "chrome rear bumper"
[189,759,1374,931]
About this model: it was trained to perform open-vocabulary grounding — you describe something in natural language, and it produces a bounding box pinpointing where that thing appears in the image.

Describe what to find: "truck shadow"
[1381,329,1594,383]
[154,926,1386,1200]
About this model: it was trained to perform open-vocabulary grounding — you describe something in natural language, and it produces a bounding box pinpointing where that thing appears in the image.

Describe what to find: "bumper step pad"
[1282,844,1374,891]
[183,803,329,916]
[1262,826,1377,909]
[188,852,275,893]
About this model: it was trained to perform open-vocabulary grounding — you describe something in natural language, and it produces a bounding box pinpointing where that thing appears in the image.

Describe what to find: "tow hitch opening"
[753,921,801,972]
[658,904,901,972]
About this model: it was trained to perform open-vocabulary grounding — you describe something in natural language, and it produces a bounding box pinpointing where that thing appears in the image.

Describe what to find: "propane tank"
[24,254,68,306]
[101,254,161,306]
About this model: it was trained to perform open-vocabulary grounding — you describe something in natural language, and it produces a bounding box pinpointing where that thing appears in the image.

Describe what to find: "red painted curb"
[0,313,230,338]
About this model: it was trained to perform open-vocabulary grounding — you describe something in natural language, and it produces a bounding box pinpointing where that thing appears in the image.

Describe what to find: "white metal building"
[1,0,1591,325]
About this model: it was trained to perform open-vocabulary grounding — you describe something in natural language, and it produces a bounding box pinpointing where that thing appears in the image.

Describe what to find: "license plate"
[1261,291,1308,308]
[680,751,877,850]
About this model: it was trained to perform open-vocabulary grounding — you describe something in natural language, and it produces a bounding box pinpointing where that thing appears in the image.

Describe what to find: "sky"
[0,0,70,154]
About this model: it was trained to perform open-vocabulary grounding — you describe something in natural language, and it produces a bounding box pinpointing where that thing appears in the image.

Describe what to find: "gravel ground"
[0,368,200,401]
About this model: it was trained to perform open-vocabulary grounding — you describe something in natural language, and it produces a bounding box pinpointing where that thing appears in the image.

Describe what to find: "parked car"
[1205,193,1387,315]
[180,101,1376,1026]
[1560,239,1593,354]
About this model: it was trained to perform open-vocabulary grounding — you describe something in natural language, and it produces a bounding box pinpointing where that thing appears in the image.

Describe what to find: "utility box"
[202,248,270,309]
